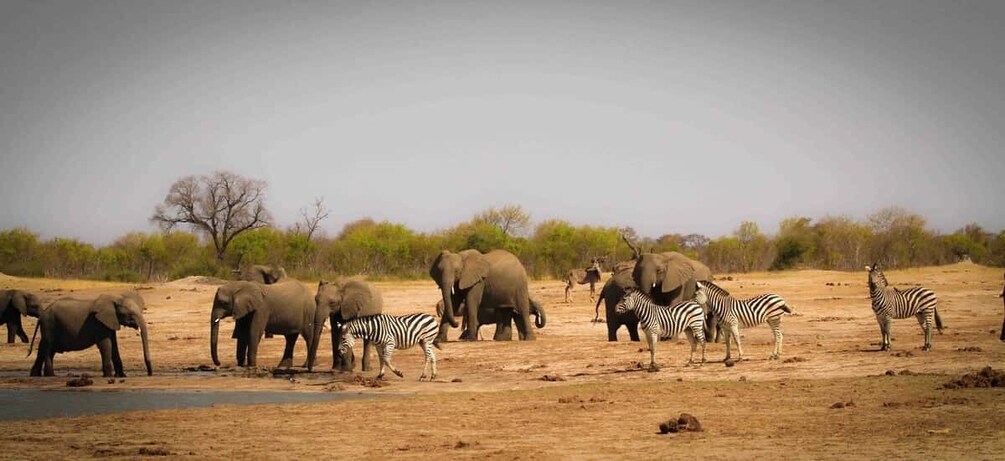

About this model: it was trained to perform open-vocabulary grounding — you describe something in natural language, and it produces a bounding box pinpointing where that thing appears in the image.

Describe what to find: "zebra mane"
[868,267,890,289]
[699,280,731,298]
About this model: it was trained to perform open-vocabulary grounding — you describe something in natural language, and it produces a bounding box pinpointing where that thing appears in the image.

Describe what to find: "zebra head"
[865,263,889,289]
[338,328,357,359]
[694,282,708,305]
[615,288,640,314]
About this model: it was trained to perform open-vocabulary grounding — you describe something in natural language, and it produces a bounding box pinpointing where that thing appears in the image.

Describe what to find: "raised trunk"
[441,285,459,328]
[138,317,152,376]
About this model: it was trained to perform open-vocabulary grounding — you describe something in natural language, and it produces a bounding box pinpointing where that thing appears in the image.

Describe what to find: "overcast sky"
[1,0,1003,244]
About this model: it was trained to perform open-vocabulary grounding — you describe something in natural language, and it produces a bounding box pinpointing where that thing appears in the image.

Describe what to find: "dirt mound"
[66,374,94,387]
[659,413,702,434]
[943,367,1005,389]
[350,373,387,388]
[166,276,228,286]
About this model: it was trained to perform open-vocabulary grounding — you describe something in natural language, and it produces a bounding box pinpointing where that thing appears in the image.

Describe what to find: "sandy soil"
[0,263,1003,459]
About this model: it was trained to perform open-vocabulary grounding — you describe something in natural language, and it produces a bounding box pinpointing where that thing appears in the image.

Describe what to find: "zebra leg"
[384,342,404,378]
[564,284,571,303]
[646,331,659,372]
[418,339,437,381]
[376,342,389,380]
[730,324,744,362]
[723,326,732,362]
[768,317,783,360]
[878,316,891,351]
[917,312,932,351]
[685,329,697,366]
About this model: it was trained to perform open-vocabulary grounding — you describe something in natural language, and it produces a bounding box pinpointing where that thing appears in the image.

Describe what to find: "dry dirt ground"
[0,263,1003,459]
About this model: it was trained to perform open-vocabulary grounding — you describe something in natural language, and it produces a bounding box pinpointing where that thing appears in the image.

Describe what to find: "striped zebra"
[615,289,706,371]
[339,313,441,380]
[695,281,792,361]
[865,263,942,351]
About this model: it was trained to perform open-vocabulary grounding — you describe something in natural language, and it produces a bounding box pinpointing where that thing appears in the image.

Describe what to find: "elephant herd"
[2,253,554,377]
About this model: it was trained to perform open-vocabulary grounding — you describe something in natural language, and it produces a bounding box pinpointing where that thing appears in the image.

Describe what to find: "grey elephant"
[210,280,315,368]
[632,251,715,341]
[0,290,44,343]
[564,258,603,303]
[307,279,383,372]
[436,296,546,340]
[593,261,640,341]
[431,249,542,342]
[29,293,151,377]
[236,264,287,284]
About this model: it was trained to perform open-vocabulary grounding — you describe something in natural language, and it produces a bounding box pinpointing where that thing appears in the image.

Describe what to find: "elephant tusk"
[451,286,455,295]
[214,318,221,324]
[652,283,657,289]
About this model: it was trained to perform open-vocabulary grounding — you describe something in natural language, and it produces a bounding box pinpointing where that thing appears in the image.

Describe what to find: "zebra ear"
[864,265,872,272]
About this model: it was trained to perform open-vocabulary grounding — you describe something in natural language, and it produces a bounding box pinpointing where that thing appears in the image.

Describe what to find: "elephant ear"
[689,259,712,282]
[339,280,383,320]
[232,288,262,320]
[91,295,121,331]
[459,254,490,290]
[12,291,29,315]
[660,253,696,293]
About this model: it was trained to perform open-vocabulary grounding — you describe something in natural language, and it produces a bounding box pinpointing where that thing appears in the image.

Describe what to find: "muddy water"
[0,390,377,421]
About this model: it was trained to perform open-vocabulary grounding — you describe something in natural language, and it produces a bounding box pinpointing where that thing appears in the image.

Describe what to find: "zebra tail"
[781,304,793,314]
[432,337,443,350]
[934,308,944,333]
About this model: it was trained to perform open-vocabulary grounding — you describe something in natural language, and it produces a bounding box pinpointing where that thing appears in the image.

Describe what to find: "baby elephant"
[30,293,152,377]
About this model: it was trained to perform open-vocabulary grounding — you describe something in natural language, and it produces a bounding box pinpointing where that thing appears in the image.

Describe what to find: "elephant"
[631,251,712,307]
[564,258,603,303]
[430,249,542,342]
[436,296,546,340]
[29,293,151,377]
[593,262,640,342]
[0,290,44,343]
[236,264,287,284]
[210,280,315,368]
[307,279,383,372]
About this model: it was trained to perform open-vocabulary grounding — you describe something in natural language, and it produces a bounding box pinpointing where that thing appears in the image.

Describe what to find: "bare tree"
[474,205,531,237]
[151,171,271,262]
[294,196,330,242]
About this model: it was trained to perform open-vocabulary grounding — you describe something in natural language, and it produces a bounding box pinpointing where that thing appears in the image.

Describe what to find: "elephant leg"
[277,334,297,368]
[245,313,269,368]
[96,338,115,377]
[494,318,514,341]
[461,286,484,342]
[436,318,453,344]
[44,350,56,376]
[607,320,619,342]
[6,323,15,344]
[627,319,641,342]
[15,322,28,343]
[30,340,47,376]
[235,317,250,367]
[515,293,535,341]
[361,339,374,372]
[513,311,528,340]
[110,335,126,377]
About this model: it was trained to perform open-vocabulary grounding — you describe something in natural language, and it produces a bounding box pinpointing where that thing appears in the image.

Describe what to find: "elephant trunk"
[138,316,152,376]
[306,305,328,372]
[534,303,546,329]
[210,309,223,366]
[441,285,459,328]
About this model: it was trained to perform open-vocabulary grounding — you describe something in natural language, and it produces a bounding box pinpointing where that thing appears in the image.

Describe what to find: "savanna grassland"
[0,263,1003,459]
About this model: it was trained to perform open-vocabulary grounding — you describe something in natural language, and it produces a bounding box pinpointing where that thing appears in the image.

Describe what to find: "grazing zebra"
[695,281,793,361]
[615,289,706,371]
[339,313,441,380]
[865,263,942,351]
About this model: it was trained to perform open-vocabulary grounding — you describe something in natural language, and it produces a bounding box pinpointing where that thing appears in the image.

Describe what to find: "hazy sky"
[2,0,1003,244]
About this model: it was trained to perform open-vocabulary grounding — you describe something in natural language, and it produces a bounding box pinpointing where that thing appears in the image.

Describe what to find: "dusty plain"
[0,263,1003,459]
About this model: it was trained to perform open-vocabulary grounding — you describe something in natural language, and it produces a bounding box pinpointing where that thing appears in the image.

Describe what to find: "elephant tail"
[26,321,39,358]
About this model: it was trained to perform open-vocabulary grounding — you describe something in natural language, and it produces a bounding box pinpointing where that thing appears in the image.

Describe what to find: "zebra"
[615,288,706,371]
[865,263,942,351]
[695,281,793,361]
[339,313,441,380]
